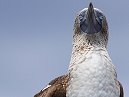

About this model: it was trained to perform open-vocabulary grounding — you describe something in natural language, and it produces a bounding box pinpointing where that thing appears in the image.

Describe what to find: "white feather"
[42,85,51,91]
[67,47,120,97]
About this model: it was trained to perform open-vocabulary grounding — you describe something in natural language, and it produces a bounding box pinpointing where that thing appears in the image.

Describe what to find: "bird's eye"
[79,11,87,21]
[95,11,104,26]
[96,11,104,20]
[79,15,83,21]
[99,16,103,20]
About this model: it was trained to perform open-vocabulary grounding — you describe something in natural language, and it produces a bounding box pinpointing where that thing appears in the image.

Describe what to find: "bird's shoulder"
[34,75,68,97]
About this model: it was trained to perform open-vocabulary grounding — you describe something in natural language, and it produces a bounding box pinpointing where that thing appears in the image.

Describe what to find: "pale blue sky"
[0,0,129,97]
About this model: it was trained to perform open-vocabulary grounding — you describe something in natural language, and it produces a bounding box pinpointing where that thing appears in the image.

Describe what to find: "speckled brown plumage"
[34,75,69,97]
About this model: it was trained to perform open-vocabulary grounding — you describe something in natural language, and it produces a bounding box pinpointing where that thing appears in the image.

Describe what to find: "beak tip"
[89,2,93,9]
[87,2,94,14]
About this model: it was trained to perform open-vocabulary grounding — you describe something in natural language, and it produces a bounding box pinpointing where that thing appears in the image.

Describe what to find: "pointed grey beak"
[80,3,102,34]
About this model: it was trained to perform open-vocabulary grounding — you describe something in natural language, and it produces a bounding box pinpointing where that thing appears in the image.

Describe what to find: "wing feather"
[34,75,68,97]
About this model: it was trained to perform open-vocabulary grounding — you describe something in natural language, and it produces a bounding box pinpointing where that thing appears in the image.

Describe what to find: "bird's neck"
[67,40,119,97]
[69,42,108,69]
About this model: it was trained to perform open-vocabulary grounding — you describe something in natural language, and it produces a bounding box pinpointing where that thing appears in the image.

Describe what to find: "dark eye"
[95,11,104,25]
[79,11,87,21]
[96,15,103,22]
[99,16,103,20]
[79,15,83,21]
[96,11,104,20]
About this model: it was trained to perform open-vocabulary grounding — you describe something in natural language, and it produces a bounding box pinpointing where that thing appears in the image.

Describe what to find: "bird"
[34,2,124,97]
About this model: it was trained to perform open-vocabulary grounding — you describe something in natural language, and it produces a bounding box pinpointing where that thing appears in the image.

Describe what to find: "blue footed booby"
[34,3,124,97]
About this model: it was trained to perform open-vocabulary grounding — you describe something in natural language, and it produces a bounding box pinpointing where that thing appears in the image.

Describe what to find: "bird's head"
[73,3,108,48]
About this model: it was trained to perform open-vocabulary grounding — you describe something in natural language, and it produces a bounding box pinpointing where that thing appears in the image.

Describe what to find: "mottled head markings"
[73,3,108,48]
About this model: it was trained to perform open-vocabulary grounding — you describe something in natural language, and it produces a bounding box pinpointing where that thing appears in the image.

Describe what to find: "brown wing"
[34,75,68,97]
[118,81,124,97]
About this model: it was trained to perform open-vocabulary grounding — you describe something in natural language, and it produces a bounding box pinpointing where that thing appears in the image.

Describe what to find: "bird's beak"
[87,3,95,24]
[80,3,102,34]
